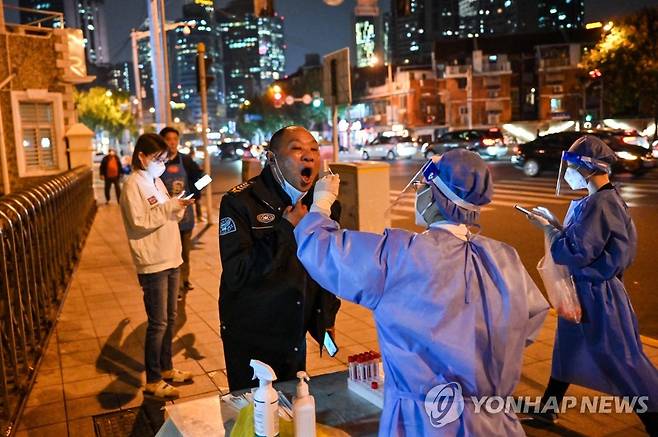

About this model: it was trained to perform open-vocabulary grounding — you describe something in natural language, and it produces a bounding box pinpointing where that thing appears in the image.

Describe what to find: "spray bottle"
[250,359,279,437]
[293,371,316,437]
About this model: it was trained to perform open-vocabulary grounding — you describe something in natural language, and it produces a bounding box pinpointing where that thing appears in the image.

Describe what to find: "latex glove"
[310,174,340,216]
[532,206,562,230]
[526,212,560,240]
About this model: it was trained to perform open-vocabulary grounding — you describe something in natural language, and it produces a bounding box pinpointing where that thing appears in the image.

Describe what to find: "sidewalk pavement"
[15,197,658,436]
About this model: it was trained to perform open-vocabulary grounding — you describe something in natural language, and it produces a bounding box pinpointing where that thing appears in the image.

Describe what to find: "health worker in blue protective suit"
[293,149,550,437]
[527,135,658,434]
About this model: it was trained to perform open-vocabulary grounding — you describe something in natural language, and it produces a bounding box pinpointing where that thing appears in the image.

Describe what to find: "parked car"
[511,131,656,177]
[422,128,507,160]
[361,135,418,160]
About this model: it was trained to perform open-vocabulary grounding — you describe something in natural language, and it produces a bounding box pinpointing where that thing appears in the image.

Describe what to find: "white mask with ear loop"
[268,151,307,204]
[564,167,589,190]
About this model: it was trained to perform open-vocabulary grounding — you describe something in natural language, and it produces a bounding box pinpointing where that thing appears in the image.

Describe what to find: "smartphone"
[194,174,212,191]
[514,204,536,216]
[323,331,338,357]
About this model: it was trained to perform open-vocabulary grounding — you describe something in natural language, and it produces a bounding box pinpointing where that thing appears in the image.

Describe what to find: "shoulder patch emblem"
[256,213,275,224]
[147,196,158,205]
[220,217,237,236]
[229,181,252,194]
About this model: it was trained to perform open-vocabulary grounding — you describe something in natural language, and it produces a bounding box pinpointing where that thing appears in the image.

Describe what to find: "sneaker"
[161,368,193,383]
[177,293,183,301]
[143,380,180,399]
[183,281,194,291]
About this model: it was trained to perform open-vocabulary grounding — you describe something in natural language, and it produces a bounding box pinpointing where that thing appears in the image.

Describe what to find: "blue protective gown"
[550,187,658,410]
[295,213,550,436]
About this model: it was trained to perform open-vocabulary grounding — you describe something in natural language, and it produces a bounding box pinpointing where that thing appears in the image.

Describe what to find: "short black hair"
[132,133,168,170]
[159,126,180,138]
[268,125,296,153]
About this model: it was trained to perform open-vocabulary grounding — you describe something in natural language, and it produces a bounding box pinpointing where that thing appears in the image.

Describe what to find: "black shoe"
[526,410,558,425]
[177,293,183,301]
[183,281,194,291]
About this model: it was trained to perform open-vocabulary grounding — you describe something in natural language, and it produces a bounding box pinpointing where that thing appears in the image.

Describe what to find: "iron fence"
[0,167,96,435]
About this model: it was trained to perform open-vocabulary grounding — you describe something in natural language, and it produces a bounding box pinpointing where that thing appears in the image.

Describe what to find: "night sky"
[99,0,658,74]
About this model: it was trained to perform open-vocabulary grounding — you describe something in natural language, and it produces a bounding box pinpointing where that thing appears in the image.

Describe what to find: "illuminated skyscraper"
[218,0,285,117]
[19,0,109,65]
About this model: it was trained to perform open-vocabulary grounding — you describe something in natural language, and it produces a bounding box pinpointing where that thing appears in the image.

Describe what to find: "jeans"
[179,230,192,286]
[104,177,121,202]
[138,268,179,383]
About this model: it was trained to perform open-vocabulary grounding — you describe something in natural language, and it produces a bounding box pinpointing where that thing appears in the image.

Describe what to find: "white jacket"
[120,170,185,274]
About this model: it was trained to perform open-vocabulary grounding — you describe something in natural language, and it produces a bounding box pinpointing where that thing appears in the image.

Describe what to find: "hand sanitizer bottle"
[293,371,316,437]
[250,359,279,437]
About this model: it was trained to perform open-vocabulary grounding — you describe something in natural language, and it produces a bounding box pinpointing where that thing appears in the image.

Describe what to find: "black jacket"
[218,165,341,355]
[99,154,123,178]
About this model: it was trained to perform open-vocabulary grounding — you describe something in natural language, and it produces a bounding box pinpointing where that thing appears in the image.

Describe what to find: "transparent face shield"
[556,151,609,196]
[386,159,434,213]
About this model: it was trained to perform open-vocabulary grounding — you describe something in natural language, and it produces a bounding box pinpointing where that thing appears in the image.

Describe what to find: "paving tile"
[15,422,68,437]
[174,374,221,399]
[25,385,64,408]
[67,417,96,437]
[65,394,121,420]
[63,375,113,400]
[33,367,62,388]
[62,363,110,383]
[17,402,66,430]
[60,349,100,368]
[58,338,100,355]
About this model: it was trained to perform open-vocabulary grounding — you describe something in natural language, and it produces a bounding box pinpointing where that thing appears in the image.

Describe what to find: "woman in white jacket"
[120,133,195,399]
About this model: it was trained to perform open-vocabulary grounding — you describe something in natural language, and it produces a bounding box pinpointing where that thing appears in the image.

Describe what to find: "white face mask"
[564,167,588,191]
[414,186,434,227]
[146,160,166,179]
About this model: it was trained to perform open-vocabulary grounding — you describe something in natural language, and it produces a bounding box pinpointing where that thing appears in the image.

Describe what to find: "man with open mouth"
[218,125,341,391]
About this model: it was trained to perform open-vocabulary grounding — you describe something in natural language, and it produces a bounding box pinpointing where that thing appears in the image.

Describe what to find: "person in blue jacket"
[293,149,549,436]
[528,135,657,433]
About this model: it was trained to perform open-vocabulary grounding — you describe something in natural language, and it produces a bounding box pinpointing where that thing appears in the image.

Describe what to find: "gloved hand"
[527,212,560,240]
[532,206,562,230]
[310,174,340,216]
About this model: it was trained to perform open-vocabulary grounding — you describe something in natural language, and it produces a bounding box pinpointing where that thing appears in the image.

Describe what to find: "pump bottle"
[293,371,316,437]
[250,359,279,437]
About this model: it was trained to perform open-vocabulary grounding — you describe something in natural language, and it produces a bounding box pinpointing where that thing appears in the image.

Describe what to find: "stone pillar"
[65,123,94,169]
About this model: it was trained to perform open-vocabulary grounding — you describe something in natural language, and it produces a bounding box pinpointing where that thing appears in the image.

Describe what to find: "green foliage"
[74,87,135,138]
[581,7,658,121]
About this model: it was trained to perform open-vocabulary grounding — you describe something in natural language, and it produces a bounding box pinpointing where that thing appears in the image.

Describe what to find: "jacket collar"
[252,165,315,214]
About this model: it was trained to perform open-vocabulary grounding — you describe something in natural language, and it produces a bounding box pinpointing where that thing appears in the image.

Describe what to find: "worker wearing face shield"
[526,135,658,433]
[294,149,549,436]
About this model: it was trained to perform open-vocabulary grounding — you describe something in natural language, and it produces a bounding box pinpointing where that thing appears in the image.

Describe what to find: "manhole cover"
[93,408,157,437]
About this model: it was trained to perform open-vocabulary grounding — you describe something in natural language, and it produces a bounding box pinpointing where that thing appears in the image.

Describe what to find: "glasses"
[153,156,169,164]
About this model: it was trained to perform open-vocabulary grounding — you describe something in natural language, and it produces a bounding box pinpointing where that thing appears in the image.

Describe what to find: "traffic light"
[196,54,215,92]
[270,84,284,108]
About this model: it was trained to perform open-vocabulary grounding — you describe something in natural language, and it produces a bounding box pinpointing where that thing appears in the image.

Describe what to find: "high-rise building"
[169,2,227,128]
[390,0,584,66]
[354,1,381,68]
[19,0,109,65]
[218,0,285,117]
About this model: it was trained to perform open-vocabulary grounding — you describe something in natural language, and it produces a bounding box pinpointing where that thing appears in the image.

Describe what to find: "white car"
[361,136,418,160]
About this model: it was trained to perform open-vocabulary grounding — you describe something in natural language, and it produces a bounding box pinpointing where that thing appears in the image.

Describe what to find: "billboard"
[355,17,377,68]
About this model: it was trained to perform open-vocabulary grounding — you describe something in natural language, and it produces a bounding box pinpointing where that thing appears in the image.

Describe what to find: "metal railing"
[0,167,96,435]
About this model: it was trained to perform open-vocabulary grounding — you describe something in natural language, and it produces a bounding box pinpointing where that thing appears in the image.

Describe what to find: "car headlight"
[615,151,639,161]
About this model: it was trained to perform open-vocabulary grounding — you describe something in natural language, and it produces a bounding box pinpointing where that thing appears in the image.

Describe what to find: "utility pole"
[467,65,473,129]
[147,0,168,130]
[197,42,213,223]
[159,0,172,124]
[130,29,144,134]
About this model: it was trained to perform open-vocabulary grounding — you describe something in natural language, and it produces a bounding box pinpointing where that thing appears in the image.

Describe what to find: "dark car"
[511,131,656,177]
[421,128,508,160]
[217,140,249,160]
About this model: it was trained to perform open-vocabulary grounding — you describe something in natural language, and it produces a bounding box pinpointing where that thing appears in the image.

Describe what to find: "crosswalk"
[389,174,658,222]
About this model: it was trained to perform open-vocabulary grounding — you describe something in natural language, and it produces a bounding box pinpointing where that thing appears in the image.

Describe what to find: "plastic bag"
[537,234,582,323]
[230,403,349,437]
